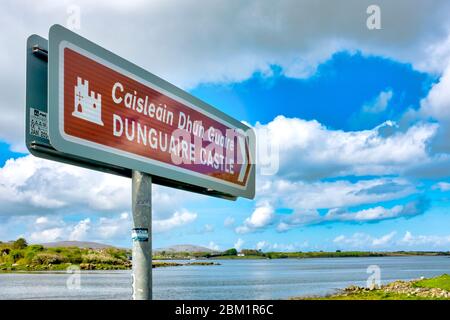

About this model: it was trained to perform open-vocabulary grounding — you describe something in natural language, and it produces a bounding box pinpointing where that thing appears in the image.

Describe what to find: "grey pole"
[131,170,152,300]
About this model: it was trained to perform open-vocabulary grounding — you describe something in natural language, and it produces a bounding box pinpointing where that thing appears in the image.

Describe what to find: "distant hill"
[39,240,115,249]
[155,244,217,253]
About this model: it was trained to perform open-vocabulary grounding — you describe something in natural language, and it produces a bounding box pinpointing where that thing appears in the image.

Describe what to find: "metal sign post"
[131,171,152,300]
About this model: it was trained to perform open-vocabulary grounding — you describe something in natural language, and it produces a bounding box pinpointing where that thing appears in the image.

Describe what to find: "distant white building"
[73,77,104,126]
[237,253,245,257]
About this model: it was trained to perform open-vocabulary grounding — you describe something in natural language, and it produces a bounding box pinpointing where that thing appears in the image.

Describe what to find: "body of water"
[0,256,449,299]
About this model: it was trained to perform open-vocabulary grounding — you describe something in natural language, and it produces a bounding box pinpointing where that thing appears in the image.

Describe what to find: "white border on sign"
[58,41,249,190]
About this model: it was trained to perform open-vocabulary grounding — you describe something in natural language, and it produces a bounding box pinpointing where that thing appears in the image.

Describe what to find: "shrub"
[82,253,123,265]
[105,248,127,260]
[12,238,28,250]
[31,253,68,265]
[24,251,36,263]
[223,248,237,256]
[241,249,263,256]
[66,249,83,264]
[9,250,24,262]
[27,245,44,252]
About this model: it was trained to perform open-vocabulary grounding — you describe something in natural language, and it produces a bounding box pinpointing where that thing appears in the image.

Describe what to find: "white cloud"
[235,202,274,234]
[333,231,397,248]
[418,62,450,154]
[0,155,202,222]
[432,182,450,191]
[276,222,291,233]
[95,213,130,239]
[69,218,91,240]
[372,231,397,246]
[32,216,65,231]
[349,90,395,129]
[259,177,417,214]
[206,241,220,251]
[0,155,202,241]
[362,89,393,114]
[255,240,308,252]
[333,231,450,250]
[275,198,429,232]
[255,241,268,251]
[224,217,235,227]
[270,243,297,252]
[276,210,321,232]
[153,210,197,233]
[420,63,450,122]
[35,217,49,225]
[25,213,129,243]
[234,238,244,251]
[256,116,437,181]
[1,207,198,244]
[325,198,429,223]
[29,227,65,243]
[332,206,404,222]
[0,156,130,215]
[400,231,450,248]
[203,224,214,233]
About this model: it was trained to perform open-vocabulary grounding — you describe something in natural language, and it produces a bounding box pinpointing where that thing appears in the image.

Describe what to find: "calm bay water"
[0,256,449,300]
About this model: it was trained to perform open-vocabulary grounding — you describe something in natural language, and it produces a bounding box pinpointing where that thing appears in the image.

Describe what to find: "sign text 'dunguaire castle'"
[63,48,251,187]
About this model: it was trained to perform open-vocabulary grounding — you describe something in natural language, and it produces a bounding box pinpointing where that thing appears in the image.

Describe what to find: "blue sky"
[1,1,450,252]
[192,52,435,131]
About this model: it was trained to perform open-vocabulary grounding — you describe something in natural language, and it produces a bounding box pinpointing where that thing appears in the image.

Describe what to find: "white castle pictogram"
[73,77,104,126]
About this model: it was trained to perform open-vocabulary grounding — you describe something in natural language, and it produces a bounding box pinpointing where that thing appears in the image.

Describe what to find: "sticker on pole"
[48,24,255,199]
[131,228,149,242]
[30,108,48,140]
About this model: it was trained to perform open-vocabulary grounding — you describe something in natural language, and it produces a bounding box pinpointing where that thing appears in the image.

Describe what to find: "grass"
[413,274,450,291]
[306,291,439,300]
[295,274,450,300]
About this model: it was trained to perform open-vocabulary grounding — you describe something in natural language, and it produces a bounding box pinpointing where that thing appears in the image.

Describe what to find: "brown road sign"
[48,25,255,199]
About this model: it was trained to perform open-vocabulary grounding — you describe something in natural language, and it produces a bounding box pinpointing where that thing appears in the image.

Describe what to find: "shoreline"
[1,239,448,272]
[291,274,450,300]
[2,255,447,272]
[158,253,450,260]
[0,261,220,272]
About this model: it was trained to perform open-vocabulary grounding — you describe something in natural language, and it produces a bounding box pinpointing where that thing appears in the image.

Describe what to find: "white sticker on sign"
[131,228,149,242]
[30,108,49,140]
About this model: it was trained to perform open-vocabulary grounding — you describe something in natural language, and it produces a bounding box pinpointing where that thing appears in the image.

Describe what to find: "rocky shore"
[293,274,450,300]
[342,279,450,299]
